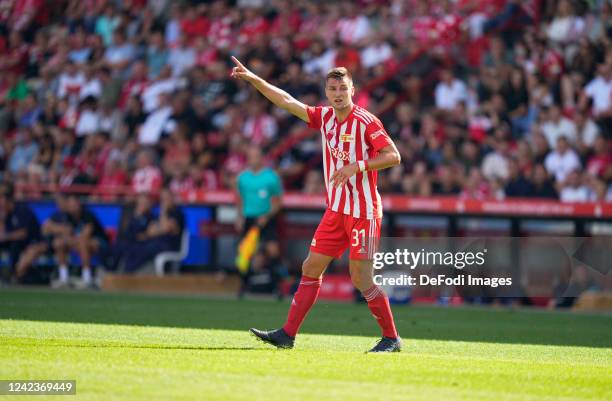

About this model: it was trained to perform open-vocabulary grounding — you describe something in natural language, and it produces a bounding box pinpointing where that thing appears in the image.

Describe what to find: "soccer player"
[231,57,402,352]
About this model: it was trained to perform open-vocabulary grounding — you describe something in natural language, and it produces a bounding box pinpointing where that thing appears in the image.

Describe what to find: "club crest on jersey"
[331,147,350,161]
[340,134,354,142]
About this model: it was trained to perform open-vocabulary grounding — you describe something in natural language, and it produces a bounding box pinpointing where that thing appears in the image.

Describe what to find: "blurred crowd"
[0,0,611,202]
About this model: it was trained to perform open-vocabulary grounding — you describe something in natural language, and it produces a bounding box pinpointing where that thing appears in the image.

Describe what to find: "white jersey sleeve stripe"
[354,109,373,124]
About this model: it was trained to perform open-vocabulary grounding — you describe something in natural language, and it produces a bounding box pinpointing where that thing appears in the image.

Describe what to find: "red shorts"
[310,209,381,260]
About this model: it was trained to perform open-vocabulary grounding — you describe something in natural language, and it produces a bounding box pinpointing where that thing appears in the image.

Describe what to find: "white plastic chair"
[154,230,190,276]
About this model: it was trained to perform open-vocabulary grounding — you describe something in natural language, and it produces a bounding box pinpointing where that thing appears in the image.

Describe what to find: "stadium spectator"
[138,92,172,145]
[432,164,461,195]
[559,169,589,202]
[146,31,169,80]
[123,188,185,272]
[103,30,135,77]
[505,158,532,198]
[235,147,283,298]
[57,61,85,103]
[64,193,108,288]
[580,63,612,120]
[544,136,581,184]
[461,167,495,200]
[586,135,612,179]
[530,130,551,165]
[242,100,278,147]
[435,69,468,112]
[95,155,129,201]
[79,66,103,101]
[26,131,55,186]
[0,182,40,281]
[74,96,101,139]
[361,34,393,70]
[540,105,577,147]
[131,149,162,194]
[95,4,120,47]
[8,127,38,177]
[574,110,601,153]
[527,164,558,199]
[14,193,71,284]
[503,67,531,137]
[546,0,584,47]
[106,193,155,272]
[140,65,179,114]
[168,35,196,77]
[336,3,371,46]
[481,139,510,182]
[17,93,41,129]
[118,61,149,110]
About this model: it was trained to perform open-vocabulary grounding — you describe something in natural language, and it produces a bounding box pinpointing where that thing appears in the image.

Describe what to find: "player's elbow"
[390,150,401,166]
[281,92,296,107]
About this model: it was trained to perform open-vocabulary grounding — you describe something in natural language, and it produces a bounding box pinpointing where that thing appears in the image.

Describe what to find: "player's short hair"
[326,67,352,84]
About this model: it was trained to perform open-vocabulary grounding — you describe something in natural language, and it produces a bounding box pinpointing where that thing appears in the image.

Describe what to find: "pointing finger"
[231,56,245,69]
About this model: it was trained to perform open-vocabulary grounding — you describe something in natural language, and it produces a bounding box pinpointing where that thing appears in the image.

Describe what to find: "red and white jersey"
[306,104,393,220]
[132,166,162,194]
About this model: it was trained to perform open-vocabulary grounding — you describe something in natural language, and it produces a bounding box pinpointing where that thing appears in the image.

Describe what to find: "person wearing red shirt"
[587,136,611,178]
[180,5,210,43]
[231,56,402,353]
[131,149,162,195]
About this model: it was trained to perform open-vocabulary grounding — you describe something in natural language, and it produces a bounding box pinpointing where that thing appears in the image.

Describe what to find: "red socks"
[362,285,398,338]
[283,279,398,340]
[283,275,322,337]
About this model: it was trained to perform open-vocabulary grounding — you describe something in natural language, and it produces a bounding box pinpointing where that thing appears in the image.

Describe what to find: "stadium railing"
[16,182,612,237]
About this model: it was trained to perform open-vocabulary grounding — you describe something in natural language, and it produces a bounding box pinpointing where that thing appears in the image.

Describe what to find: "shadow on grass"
[1,288,611,348]
[5,340,267,352]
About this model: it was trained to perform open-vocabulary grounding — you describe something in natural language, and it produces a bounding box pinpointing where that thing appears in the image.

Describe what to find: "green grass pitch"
[0,288,610,401]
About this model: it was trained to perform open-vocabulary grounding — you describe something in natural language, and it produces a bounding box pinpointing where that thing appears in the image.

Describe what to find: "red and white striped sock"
[362,285,398,338]
[283,275,322,337]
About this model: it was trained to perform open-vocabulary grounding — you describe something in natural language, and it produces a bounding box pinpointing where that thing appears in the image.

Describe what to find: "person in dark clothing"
[431,164,462,195]
[107,193,155,271]
[505,159,532,197]
[0,183,41,281]
[526,164,558,199]
[15,193,72,283]
[64,194,109,288]
[124,189,185,273]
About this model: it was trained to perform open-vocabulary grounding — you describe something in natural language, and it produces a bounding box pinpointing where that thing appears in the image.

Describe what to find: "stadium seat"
[154,230,190,276]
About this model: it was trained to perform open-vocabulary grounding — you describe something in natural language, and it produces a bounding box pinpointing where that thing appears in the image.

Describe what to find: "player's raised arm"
[230,56,309,123]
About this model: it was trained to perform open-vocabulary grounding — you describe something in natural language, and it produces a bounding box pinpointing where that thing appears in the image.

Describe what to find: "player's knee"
[301,257,323,279]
